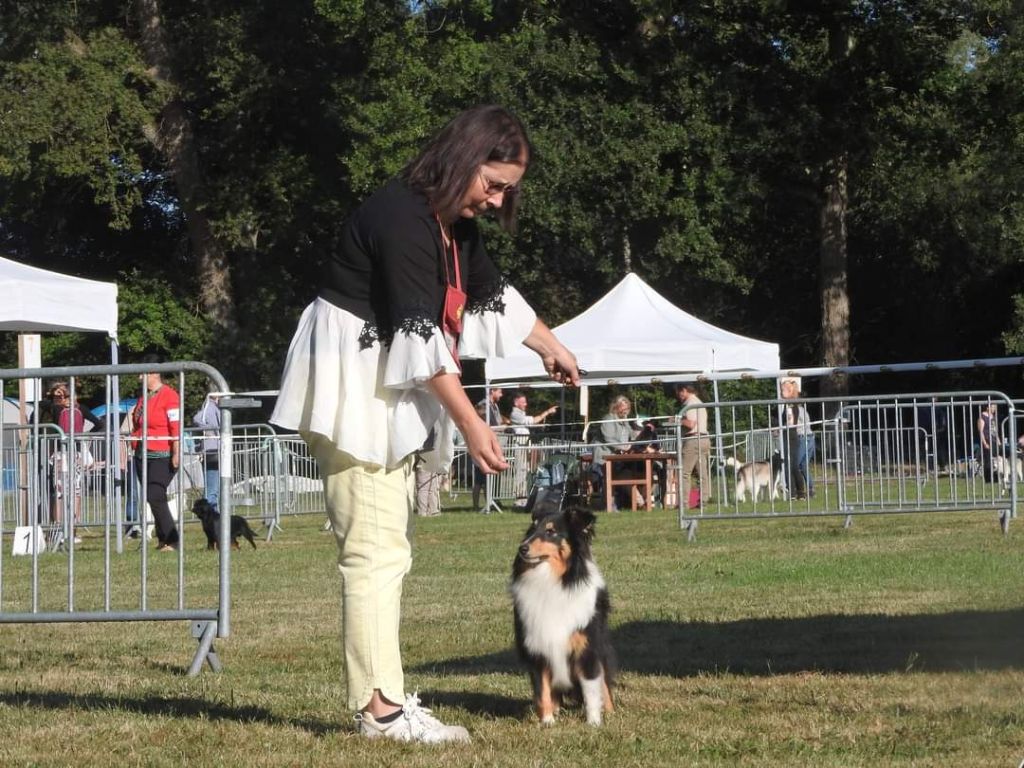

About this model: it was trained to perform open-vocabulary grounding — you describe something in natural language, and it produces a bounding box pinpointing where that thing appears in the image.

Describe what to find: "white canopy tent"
[0,256,118,338]
[0,255,120,421]
[1,398,18,425]
[484,272,781,467]
[486,272,779,385]
[0,256,122,534]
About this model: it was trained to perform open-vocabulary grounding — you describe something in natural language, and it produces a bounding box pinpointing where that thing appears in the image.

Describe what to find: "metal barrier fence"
[263,434,325,535]
[0,422,328,539]
[118,394,1020,542]
[676,391,1018,540]
[19,378,1004,540]
[438,388,1020,541]
[446,429,594,512]
[0,361,248,675]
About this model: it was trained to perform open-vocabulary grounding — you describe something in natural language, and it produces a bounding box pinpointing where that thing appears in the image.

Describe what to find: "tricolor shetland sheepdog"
[510,506,616,726]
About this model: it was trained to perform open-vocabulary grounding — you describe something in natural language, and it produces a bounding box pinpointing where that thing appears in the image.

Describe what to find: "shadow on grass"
[0,690,339,735]
[614,609,1024,676]
[419,689,529,719]
[422,608,1024,679]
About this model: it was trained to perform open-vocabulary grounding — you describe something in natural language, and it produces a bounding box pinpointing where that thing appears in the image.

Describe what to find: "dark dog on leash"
[629,420,660,453]
[192,498,257,550]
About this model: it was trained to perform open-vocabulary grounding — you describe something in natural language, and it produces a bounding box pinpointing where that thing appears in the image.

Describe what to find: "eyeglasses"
[478,169,518,197]
[52,391,67,399]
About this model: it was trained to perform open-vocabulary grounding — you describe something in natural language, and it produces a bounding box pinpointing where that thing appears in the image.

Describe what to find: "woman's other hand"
[463,418,508,474]
[427,371,508,473]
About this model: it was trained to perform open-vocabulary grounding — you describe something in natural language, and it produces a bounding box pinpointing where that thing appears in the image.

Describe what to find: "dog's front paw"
[540,714,556,726]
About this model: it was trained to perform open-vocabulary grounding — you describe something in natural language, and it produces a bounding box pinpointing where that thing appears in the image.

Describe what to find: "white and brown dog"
[726,451,786,503]
[994,454,1023,492]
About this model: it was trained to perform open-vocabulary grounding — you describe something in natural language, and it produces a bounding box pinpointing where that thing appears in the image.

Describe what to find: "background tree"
[1,0,1022,399]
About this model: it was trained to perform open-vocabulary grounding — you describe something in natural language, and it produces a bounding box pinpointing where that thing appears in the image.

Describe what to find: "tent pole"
[110,338,124,553]
[483,375,495,514]
[578,384,590,445]
[711,351,724,466]
[16,334,41,527]
[559,387,565,442]
[712,377,725,477]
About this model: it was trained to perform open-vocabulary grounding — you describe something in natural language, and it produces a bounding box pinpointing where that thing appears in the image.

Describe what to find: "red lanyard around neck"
[437,216,461,291]
[436,215,466,369]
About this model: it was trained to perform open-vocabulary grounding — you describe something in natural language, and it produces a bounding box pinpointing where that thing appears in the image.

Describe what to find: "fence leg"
[264,520,282,543]
[685,519,697,543]
[48,524,65,552]
[999,510,1010,535]
[268,440,285,542]
[482,473,502,515]
[843,514,854,530]
[188,620,222,676]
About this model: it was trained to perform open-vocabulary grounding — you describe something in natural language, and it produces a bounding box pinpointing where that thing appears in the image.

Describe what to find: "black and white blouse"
[272,177,536,471]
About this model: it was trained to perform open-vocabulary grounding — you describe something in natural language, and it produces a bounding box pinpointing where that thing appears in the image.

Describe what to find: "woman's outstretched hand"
[525,318,581,387]
[541,346,581,387]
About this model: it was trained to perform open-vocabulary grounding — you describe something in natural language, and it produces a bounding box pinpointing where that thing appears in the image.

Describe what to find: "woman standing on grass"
[272,105,579,744]
[129,357,181,552]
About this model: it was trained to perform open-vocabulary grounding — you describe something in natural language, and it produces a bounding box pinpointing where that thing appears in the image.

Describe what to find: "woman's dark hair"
[139,352,171,384]
[403,104,532,231]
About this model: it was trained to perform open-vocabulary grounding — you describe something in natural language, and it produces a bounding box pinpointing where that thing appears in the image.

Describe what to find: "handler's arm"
[522,318,581,386]
[428,373,508,474]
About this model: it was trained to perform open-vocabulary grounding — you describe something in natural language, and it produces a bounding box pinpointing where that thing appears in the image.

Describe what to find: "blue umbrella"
[91,398,138,418]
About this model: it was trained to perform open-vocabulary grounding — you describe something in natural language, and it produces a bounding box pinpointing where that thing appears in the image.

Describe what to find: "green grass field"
[0,496,1021,767]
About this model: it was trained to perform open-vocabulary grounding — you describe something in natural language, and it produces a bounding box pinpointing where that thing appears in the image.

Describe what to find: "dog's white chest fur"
[511,561,604,690]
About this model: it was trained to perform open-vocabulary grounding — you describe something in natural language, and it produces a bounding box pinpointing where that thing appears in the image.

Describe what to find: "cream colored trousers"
[304,433,414,710]
[681,435,712,502]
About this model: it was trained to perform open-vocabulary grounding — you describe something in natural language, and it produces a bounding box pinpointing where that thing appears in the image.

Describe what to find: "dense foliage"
[1,0,1022,397]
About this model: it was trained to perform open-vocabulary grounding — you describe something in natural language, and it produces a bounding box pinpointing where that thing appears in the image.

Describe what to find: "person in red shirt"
[129,357,181,551]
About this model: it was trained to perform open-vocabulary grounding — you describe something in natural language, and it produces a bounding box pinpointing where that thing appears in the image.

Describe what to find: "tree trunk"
[819,151,849,397]
[819,20,851,401]
[135,0,238,335]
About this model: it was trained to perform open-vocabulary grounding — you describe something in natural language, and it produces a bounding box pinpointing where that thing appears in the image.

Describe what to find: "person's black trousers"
[135,455,179,546]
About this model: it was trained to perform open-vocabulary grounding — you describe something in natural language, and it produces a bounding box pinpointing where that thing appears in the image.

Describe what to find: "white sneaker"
[356,692,470,744]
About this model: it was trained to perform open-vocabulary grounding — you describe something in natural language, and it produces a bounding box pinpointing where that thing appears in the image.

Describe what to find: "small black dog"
[629,420,659,453]
[192,498,257,550]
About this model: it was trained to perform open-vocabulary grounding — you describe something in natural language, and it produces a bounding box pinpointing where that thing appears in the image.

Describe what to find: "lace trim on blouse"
[358,309,438,350]
[466,276,508,315]
[357,278,509,351]
[357,322,381,350]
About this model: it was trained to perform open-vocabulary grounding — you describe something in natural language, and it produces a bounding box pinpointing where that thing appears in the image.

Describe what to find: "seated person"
[627,420,666,505]
[590,395,640,510]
